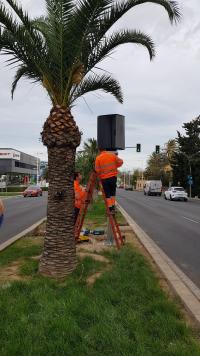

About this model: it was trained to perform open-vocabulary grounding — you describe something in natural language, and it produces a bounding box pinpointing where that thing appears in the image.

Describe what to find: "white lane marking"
[182,216,199,224]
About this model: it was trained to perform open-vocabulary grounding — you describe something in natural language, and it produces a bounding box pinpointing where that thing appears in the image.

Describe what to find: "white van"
[144,180,162,196]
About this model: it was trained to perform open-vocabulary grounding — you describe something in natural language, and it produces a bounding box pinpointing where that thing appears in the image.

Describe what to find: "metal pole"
[123,172,126,189]
[36,155,39,185]
[189,161,192,198]
[105,218,115,246]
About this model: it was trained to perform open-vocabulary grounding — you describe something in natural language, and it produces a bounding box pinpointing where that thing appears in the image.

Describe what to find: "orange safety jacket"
[95,151,123,179]
[74,180,86,209]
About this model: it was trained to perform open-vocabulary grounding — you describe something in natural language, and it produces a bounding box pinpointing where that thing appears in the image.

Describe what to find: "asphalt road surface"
[117,189,200,288]
[0,194,47,245]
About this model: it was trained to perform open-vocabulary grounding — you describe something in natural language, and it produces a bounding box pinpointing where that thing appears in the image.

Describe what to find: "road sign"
[188,180,193,186]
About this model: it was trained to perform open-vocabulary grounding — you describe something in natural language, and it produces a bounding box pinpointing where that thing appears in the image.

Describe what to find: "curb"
[0,217,46,252]
[117,203,200,326]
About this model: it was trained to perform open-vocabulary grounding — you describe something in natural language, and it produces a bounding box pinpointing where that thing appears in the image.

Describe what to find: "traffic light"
[136,144,141,152]
[155,145,160,154]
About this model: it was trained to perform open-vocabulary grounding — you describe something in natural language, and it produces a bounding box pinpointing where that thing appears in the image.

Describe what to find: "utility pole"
[35,152,43,185]
[36,156,39,185]
[128,171,131,186]
[189,160,192,199]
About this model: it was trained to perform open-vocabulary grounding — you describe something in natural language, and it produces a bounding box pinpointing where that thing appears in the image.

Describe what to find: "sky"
[0,0,200,172]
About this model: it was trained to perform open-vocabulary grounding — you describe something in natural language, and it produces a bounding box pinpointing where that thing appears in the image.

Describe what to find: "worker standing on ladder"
[74,172,86,223]
[95,149,123,212]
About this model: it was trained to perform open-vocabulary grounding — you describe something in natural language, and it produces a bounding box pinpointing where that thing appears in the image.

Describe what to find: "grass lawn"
[84,195,127,229]
[0,198,200,355]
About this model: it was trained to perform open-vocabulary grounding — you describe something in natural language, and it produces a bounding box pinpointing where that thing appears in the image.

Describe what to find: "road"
[117,189,200,288]
[0,194,47,245]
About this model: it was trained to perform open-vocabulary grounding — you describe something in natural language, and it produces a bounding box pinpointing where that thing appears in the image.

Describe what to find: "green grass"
[0,236,42,268]
[84,195,127,228]
[84,196,107,227]
[0,196,200,355]
[0,246,200,356]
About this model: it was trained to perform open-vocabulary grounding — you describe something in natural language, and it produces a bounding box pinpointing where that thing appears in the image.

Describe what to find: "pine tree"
[171,117,200,197]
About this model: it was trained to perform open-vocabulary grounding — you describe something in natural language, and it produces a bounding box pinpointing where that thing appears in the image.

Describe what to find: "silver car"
[164,187,188,201]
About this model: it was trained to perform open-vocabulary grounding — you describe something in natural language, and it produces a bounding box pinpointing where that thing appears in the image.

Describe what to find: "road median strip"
[117,202,200,326]
[0,217,47,252]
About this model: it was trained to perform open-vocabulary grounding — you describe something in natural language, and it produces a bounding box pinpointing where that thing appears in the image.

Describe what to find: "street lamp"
[35,152,43,185]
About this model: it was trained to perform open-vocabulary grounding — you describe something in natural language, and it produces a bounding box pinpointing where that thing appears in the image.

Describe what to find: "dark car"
[23,185,43,197]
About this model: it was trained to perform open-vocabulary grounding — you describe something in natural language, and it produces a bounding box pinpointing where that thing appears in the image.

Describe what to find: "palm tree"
[83,138,98,157]
[0,0,180,278]
[76,138,98,183]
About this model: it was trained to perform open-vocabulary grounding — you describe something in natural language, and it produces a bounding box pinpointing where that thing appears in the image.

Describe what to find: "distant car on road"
[23,185,43,197]
[144,180,162,196]
[125,185,133,191]
[164,187,188,201]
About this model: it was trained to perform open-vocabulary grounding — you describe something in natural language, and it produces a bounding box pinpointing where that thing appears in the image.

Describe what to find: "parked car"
[23,185,43,197]
[144,180,162,196]
[164,187,188,201]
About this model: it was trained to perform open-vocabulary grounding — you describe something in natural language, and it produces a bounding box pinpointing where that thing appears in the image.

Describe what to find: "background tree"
[76,138,98,183]
[42,167,49,181]
[131,169,142,188]
[145,139,178,186]
[165,139,177,160]
[0,0,180,278]
[145,152,169,185]
[163,139,177,185]
[171,116,200,196]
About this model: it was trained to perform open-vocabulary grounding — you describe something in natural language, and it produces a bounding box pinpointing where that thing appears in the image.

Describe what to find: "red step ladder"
[75,171,124,249]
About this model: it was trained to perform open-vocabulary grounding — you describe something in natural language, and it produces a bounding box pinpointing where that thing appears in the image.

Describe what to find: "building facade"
[0,148,39,185]
[136,177,146,191]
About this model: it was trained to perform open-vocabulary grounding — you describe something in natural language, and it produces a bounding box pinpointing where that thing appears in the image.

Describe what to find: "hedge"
[3,186,48,192]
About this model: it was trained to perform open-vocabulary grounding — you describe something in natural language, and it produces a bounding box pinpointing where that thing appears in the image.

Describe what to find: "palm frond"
[0,4,44,70]
[4,0,45,60]
[85,30,155,72]
[11,65,41,98]
[33,1,76,98]
[97,1,180,38]
[63,1,111,68]
[0,28,40,74]
[70,73,123,105]
[0,0,181,105]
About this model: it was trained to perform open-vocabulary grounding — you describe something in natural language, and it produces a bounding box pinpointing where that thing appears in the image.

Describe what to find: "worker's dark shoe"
[109,206,115,214]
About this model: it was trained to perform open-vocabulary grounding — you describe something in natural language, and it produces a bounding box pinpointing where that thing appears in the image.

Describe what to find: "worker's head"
[74,171,82,182]
[98,147,105,153]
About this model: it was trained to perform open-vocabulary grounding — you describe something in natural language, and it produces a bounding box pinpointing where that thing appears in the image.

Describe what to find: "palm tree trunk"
[39,106,81,278]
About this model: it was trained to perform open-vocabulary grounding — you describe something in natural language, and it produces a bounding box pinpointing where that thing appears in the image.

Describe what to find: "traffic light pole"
[125,144,141,152]
[189,161,192,199]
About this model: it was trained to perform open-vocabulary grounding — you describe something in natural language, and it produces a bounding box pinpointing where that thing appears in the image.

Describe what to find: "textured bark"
[39,106,81,278]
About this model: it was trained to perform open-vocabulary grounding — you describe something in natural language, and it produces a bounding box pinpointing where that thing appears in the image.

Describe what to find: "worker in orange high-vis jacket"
[74,172,86,223]
[95,149,123,212]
